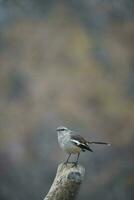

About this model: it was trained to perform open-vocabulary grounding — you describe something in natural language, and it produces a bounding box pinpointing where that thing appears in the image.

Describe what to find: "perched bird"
[57,126,111,165]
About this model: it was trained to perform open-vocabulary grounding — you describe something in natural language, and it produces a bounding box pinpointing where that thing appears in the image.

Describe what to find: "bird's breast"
[61,140,81,154]
[58,133,81,154]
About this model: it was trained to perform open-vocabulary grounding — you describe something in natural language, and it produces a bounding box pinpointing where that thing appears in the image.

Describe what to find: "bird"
[57,126,111,165]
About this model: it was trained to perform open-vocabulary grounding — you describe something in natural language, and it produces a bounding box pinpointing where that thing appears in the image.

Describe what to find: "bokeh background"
[0,1,134,200]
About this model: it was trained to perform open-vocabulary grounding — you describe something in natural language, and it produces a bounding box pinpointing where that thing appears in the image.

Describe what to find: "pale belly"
[60,141,81,154]
[58,133,82,154]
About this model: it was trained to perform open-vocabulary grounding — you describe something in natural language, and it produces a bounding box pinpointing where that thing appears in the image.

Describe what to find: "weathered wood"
[44,163,85,200]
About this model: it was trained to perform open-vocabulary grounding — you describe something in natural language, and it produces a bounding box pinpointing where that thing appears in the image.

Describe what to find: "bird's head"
[56,126,70,136]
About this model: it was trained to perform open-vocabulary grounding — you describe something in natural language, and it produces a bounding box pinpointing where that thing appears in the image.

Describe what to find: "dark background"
[0,1,134,200]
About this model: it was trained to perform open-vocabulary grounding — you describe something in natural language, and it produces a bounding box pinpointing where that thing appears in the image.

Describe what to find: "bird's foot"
[72,162,78,167]
[63,161,69,165]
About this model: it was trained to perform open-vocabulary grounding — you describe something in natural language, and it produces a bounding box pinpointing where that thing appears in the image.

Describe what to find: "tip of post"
[61,162,79,168]
[107,143,111,146]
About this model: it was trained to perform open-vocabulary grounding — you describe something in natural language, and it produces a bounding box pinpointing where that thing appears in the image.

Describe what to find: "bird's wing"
[70,134,93,152]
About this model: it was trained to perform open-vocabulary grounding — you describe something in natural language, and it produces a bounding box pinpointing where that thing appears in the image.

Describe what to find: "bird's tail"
[88,141,111,146]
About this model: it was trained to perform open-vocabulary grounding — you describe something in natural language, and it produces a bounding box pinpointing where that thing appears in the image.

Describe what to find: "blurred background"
[0,0,134,200]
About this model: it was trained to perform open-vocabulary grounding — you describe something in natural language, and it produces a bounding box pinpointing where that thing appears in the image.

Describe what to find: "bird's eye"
[60,128,65,131]
[56,127,67,132]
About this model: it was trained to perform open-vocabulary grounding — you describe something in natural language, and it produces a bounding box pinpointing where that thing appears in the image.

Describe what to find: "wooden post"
[44,163,85,200]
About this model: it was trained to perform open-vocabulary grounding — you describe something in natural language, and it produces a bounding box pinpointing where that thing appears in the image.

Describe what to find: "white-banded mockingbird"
[57,126,111,165]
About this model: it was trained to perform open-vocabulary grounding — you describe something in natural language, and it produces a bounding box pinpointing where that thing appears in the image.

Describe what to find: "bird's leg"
[73,153,80,166]
[64,153,71,164]
[76,153,80,165]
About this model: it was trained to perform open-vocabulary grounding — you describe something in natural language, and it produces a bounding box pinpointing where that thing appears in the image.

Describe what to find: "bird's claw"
[72,162,78,167]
